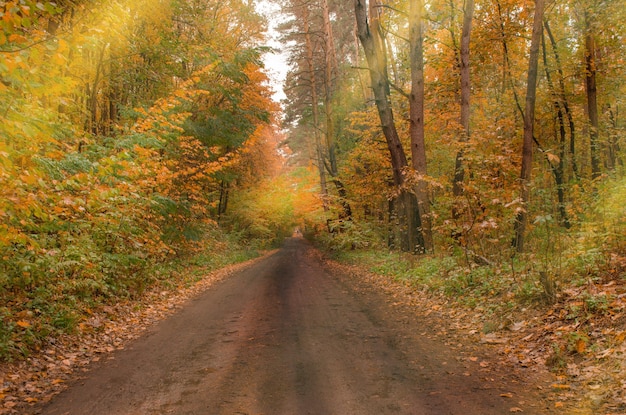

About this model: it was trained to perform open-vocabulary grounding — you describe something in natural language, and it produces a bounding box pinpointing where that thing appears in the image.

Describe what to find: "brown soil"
[26,238,557,414]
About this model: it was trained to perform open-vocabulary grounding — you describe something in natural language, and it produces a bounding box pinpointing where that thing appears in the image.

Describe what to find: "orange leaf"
[16,320,31,328]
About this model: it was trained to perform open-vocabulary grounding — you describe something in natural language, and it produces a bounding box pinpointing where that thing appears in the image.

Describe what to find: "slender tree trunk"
[544,20,579,180]
[354,0,407,187]
[513,0,545,253]
[303,5,328,203]
[217,181,229,223]
[86,45,107,135]
[322,0,352,220]
[453,0,474,200]
[322,0,338,177]
[496,0,524,121]
[584,14,601,179]
[355,0,414,252]
[408,0,432,253]
[541,29,571,229]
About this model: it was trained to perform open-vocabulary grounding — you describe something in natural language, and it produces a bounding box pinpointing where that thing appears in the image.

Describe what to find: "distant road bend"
[35,237,550,415]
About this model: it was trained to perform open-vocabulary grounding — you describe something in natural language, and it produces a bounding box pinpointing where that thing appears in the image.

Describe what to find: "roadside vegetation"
[0,0,295,362]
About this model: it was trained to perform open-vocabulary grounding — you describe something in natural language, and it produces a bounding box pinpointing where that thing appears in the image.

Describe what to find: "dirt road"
[34,238,552,414]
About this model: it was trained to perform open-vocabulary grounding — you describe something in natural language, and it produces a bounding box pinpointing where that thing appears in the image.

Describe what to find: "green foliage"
[316,220,384,252]
[225,175,297,248]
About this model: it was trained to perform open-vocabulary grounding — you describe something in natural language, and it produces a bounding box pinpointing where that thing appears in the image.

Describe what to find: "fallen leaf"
[501,392,514,398]
[16,321,31,328]
[595,348,613,359]
[554,402,565,408]
[510,407,523,412]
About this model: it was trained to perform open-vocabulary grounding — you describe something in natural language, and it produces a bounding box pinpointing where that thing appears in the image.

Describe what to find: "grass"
[0,235,261,362]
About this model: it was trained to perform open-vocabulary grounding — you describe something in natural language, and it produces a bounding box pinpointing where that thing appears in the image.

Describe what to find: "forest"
[0,0,625,397]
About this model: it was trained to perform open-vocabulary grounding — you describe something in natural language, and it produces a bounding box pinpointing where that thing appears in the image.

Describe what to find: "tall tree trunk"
[453,0,474,200]
[544,20,579,181]
[355,0,413,252]
[303,5,329,204]
[584,13,601,180]
[541,29,571,229]
[354,0,407,187]
[408,0,432,253]
[513,0,545,253]
[496,0,524,120]
[322,0,352,220]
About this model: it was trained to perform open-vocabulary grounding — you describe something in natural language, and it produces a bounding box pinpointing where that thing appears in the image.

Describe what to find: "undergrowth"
[0,231,260,362]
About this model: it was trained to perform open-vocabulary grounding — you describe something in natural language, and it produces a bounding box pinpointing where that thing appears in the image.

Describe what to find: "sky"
[255,0,290,104]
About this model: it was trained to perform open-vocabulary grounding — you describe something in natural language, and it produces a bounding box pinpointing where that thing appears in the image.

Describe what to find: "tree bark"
[541,28,571,229]
[354,0,407,187]
[584,14,601,179]
[355,0,416,252]
[408,0,432,253]
[452,0,474,200]
[302,5,329,203]
[322,0,352,221]
[513,0,545,253]
[544,20,579,181]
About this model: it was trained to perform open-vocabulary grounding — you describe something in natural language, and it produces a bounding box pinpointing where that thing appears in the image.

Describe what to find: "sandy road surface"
[34,238,551,414]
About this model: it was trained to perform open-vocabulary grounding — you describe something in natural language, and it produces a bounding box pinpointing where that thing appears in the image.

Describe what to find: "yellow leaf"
[16,320,31,328]
[546,153,560,163]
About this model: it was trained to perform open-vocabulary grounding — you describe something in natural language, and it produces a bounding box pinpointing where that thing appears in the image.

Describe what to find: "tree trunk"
[322,0,352,221]
[354,0,408,187]
[408,0,432,253]
[513,0,545,253]
[322,0,338,178]
[303,5,328,203]
[584,15,601,179]
[355,0,414,252]
[453,0,474,200]
[544,20,579,181]
[217,180,229,223]
[541,28,571,229]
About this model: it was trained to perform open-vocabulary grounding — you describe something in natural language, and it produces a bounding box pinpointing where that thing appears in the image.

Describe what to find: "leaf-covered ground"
[318,251,626,414]
[0,253,275,414]
[1,245,624,414]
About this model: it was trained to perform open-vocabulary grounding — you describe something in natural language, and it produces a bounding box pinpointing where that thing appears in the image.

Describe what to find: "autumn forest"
[1,0,625,399]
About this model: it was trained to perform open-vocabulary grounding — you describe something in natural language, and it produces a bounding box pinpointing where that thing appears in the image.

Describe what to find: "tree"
[355,0,429,253]
[513,0,546,252]
[408,0,433,253]
[583,10,601,179]
[452,0,474,199]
